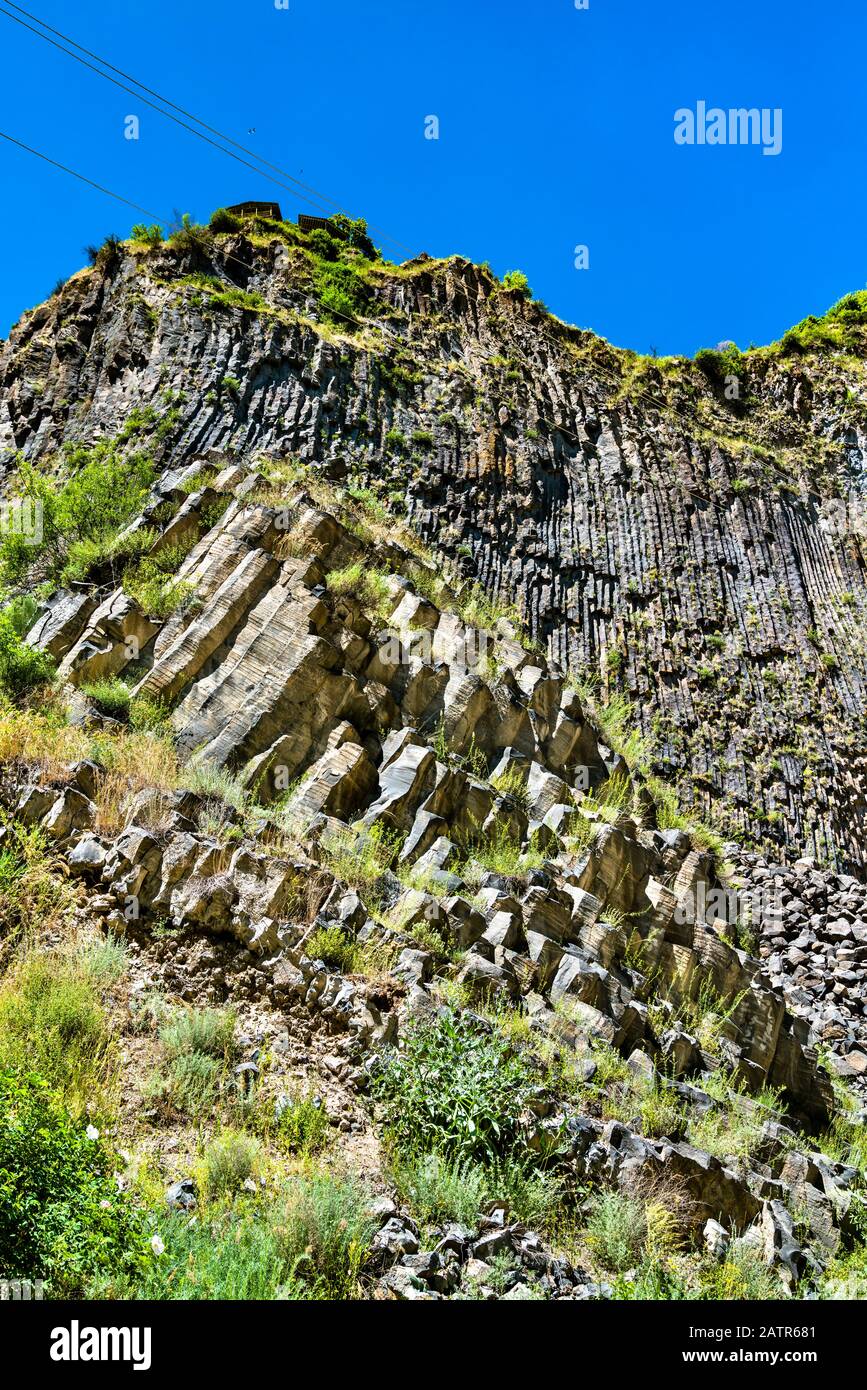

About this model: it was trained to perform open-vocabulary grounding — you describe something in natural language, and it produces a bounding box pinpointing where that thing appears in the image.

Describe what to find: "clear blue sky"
[0,0,864,355]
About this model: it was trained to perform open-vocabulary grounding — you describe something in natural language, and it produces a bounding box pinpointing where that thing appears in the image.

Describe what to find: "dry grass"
[0,702,91,779]
[0,703,179,836]
[92,734,179,835]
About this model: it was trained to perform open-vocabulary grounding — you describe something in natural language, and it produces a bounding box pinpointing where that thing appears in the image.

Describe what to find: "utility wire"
[0,1,415,256]
[0,129,164,221]
[0,118,757,504]
[0,119,737,505]
[0,127,400,342]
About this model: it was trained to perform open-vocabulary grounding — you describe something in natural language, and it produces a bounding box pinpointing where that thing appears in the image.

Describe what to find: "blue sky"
[0,0,864,354]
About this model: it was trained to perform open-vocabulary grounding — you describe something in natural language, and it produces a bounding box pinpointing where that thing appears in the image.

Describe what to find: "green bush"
[273,1092,330,1156]
[200,1130,262,1201]
[81,677,131,717]
[374,1012,539,1167]
[0,444,154,587]
[208,207,242,234]
[0,1071,143,1294]
[273,1173,376,1299]
[306,924,358,972]
[390,1151,487,1226]
[313,259,370,325]
[502,270,531,298]
[130,223,164,247]
[0,608,54,697]
[123,553,196,619]
[155,1006,235,1116]
[586,1190,648,1271]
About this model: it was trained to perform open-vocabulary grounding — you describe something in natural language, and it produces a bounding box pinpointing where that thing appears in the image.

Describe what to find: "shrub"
[128,694,172,734]
[0,444,154,587]
[327,214,376,258]
[208,207,242,234]
[306,924,357,972]
[459,822,545,884]
[200,1130,262,1201]
[77,933,128,987]
[318,823,400,908]
[502,270,531,298]
[374,1011,538,1167]
[155,1005,235,1116]
[0,608,54,697]
[81,677,131,718]
[0,1072,143,1295]
[324,562,392,618]
[313,259,370,325]
[586,1190,648,1271]
[490,764,529,808]
[130,223,164,247]
[390,1151,487,1226]
[273,1092,330,1156]
[168,213,210,253]
[181,759,248,812]
[123,555,196,618]
[273,1173,376,1299]
[697,1244,784,1300]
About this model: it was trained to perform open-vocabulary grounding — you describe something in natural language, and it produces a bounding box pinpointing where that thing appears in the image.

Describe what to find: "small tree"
[502,269,531,298]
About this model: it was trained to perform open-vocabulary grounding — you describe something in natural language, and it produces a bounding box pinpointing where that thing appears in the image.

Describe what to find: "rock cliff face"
[2,220,865,869]
[2,215,867,1299]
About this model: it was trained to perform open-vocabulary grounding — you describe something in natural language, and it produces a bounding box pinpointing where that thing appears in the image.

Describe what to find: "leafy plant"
[0,1072,144,1295]
[81,677,132,718]
[374,1012,539,1167]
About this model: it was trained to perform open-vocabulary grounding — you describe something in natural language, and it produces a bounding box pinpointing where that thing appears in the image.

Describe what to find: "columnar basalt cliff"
[2,220,865,869]
[1,212,867,1300]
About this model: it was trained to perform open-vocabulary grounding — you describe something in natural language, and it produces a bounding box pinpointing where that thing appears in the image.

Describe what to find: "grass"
[123,545,197,619]
[181,757,249,813]
[151,1005,235,1117]
[0,702,180,836]
[0,815,75,947]
[586,1190,652,1271]
[490,764,530,808]
[318,823,400,907]
[688,1071,786,1164]
[458,822,546,885]
[325,561,393,620]
[128,1204,301,1301]
[271,1173,377,1299]
[199,1130,263,1201]
[0,946,118,1118]
[81,676,132,718]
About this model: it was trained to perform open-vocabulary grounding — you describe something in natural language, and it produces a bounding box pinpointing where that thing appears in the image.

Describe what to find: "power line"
[0,127,400,343]
[0,116,770,502]
[0,130,164,221]
[0,1,415,257]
